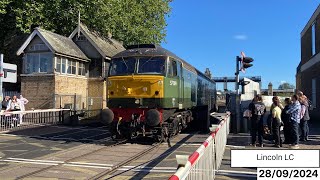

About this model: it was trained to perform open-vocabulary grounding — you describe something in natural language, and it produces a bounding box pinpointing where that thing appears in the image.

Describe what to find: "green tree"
[4,0,172,46]
[278,82,295,90]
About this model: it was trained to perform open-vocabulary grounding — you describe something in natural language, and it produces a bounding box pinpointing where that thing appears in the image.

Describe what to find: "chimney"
[205,68,211,79]
[268,82,273,96]
[30,24,40,32]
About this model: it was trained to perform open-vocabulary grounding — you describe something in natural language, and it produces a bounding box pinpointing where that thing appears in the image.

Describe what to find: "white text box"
[231,150,320,167]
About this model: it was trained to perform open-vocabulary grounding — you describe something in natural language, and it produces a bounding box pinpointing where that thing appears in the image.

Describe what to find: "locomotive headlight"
[135,99,140,104]
[158,80,163,85]
[142,87,148,92]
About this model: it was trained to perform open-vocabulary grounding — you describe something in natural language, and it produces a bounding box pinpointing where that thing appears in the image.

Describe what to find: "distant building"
[261,82,295,97]
[16,24,125,110]
[296,5,320,119]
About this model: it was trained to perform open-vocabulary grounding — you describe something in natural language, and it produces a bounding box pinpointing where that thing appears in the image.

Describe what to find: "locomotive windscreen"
[109,56,166,76]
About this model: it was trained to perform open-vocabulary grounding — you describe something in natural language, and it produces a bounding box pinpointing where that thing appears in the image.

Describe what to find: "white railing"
[0,109,70,133]
[169,112,230,180]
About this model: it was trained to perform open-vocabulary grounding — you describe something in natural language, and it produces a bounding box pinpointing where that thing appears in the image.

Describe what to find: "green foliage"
[278,82,295,90]
[0,0,11,14]
[1,0,172,46]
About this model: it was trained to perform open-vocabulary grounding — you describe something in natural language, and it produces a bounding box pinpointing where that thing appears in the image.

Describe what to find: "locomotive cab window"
[168,58,178,77]
[109,57,136,76]
[137,56,166,74]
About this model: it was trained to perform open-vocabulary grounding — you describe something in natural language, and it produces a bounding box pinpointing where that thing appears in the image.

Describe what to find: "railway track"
[88,142,162,180]
[15,139,128,180]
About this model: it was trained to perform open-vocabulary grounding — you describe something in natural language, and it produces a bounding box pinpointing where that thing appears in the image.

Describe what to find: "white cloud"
[280,80,287,84]
[233,35,248,40]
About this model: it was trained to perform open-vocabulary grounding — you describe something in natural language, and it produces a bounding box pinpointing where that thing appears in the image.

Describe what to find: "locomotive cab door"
[166,58,180,109]
[177,61,184,108]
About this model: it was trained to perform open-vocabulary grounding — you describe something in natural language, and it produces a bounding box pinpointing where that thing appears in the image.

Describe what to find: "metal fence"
[54,94,104,121]
[169,112,230,180]
[0,109,70,133]
[54,94,104,111]
[3,91,20,98]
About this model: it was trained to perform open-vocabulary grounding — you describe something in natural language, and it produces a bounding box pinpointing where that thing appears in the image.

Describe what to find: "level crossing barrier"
[0,109,70,133]
[169,112,230,180]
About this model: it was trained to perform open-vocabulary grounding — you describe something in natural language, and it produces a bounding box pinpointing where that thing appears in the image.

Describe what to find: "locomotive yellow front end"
[103,55,167,140]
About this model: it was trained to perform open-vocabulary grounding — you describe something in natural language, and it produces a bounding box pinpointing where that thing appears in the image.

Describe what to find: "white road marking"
[0,134,19,137]
[216,169,257,175]
[216,172,257,178]
[2,157,177,173]
[63,164,112,169]
[68,162,113,167]
[122,166,177,170]
[8,158,64,164]
[117,168,176,173]
[3,159,58,166]
[226,145,246,149]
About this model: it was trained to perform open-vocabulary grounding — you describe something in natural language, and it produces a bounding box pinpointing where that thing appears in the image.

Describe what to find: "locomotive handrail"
[169,112,230,180]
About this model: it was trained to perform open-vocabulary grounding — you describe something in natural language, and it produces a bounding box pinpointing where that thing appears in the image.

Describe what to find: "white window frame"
[61,58,67,74]
[24,52,53,74]
[78,62,86,76]
[69,60,77,75]
[55,57,61,73]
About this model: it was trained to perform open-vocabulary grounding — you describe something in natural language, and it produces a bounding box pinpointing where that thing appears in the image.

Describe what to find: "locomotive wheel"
[154,127,168,142]
[110,121,122,141]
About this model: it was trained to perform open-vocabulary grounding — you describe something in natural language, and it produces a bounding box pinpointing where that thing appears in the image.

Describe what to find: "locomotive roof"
[112,44,215,83]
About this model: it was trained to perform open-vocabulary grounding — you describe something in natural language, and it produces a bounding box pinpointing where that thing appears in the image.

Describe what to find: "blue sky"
[162,0,320,90]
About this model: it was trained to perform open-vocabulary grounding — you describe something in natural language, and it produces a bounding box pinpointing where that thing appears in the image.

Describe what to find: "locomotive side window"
[168,58,178,77]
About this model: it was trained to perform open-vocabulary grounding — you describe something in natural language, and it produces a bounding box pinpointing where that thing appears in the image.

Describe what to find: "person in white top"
[19,95,29,112]
[6,95,21,111]
[18,95,29,124]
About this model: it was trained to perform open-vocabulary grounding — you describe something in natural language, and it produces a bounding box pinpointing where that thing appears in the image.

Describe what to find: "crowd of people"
[248,91,310,149]
[1,95,29,126]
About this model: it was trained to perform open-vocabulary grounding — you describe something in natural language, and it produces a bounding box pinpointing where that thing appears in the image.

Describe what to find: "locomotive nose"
[101,109,114,124]
[145,109,160,127]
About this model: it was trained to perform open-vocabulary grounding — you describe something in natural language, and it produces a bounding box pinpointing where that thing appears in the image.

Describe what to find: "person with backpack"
[268,96,284,132]
[249,94,266,147]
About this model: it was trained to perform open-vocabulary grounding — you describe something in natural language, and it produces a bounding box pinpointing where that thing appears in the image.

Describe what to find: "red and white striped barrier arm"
[169,113,230,180]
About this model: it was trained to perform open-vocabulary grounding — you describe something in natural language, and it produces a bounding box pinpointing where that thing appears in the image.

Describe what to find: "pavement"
[215,121,320,180]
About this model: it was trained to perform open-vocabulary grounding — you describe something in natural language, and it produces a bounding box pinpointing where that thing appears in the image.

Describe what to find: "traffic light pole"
[235,56,241,133]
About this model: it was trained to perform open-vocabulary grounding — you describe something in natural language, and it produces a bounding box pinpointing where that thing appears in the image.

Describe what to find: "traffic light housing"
[242,57,254,69]
[237,56,254,73]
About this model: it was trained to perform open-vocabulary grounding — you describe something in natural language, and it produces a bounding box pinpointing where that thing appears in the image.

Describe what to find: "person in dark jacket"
[281,98,292,144]
[249,95,266,147]
[1,96,10,110]
[298,94,310,141]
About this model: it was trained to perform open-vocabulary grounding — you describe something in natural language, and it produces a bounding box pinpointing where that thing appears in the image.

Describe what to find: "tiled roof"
[37,28,89,60]
[76,23,125,58]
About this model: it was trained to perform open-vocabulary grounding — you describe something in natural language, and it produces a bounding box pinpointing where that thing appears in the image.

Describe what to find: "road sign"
[2,63,17,83]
